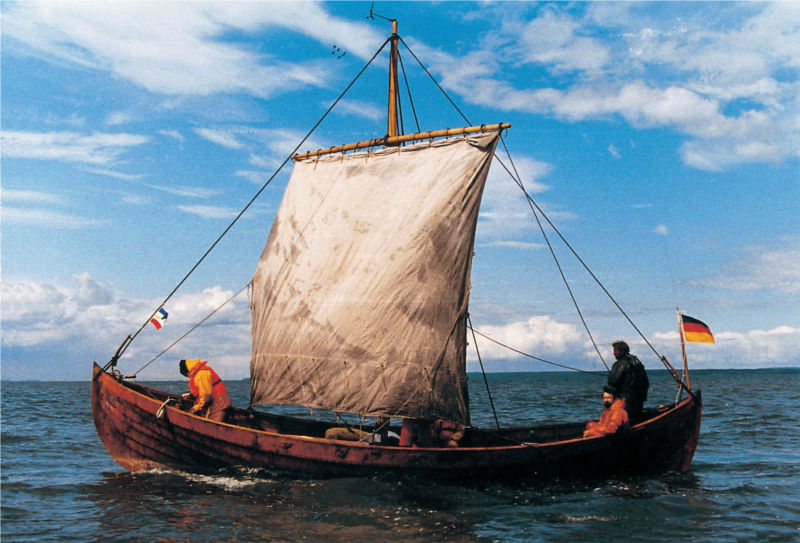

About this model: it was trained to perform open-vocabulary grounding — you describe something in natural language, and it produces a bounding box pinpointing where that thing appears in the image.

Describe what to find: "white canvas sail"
[250,132,500,422]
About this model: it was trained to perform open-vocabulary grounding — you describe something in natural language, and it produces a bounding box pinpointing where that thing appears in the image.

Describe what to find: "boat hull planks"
[91,363,702,480]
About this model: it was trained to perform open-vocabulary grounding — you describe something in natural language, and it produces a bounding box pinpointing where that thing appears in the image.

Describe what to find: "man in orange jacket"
[179,358,232,422]
[583,386,629,438]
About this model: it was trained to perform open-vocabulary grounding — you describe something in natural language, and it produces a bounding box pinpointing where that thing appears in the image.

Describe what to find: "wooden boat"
[91,20,702,480]
[92,363,700,478]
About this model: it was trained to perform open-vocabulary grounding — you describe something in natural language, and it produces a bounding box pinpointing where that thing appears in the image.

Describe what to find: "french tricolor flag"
[150,308,168,330]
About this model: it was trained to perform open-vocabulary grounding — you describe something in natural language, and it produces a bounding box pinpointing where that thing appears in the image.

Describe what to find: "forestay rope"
[493,143,690,392]
[129,282,252,377]
[106,20,692,414]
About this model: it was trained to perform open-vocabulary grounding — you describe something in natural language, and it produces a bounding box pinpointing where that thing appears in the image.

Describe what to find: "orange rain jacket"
[583,398,629,438]
[185,358,232,422]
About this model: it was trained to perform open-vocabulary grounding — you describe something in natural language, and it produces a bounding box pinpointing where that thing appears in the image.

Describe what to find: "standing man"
[179,358,232,422]
[583,386,629,438]
[607,341,649,421]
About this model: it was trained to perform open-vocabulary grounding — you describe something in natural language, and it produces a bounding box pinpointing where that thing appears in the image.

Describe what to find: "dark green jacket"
[607,354,649,414]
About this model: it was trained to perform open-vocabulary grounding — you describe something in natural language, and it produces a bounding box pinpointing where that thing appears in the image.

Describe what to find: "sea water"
[2,369,799,542]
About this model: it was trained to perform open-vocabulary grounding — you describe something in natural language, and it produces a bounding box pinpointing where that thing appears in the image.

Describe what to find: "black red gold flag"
[681,314,714,343]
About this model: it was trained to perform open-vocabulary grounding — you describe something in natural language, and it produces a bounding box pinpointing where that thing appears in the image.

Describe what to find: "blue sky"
[2,1,798,381]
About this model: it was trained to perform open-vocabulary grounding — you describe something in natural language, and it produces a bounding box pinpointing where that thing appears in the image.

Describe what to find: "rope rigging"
[106,36,395,371]
[497,135,609,371]
[394,35,689,391]
[130,282,251,377]
[468,326,607,376]
[468,315,501,430]
[398,52,421,134]
[84,17,708,477]
[108,21,690,405]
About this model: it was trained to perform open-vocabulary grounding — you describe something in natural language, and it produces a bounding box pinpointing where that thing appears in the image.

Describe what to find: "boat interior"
[124,378,671,449]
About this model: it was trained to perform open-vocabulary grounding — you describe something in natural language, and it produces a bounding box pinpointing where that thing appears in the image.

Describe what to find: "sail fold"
[250,132,500,423]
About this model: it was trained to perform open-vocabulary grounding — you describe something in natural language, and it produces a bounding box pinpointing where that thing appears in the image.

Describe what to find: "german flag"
[681,314,714,343]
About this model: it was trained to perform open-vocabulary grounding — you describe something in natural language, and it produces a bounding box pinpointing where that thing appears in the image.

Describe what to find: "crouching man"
[179,358,232,422]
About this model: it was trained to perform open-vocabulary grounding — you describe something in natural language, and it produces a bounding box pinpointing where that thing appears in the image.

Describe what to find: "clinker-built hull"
[92,363,702,479]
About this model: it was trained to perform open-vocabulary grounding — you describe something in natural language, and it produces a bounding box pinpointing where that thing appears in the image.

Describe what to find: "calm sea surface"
[2,369,799,542]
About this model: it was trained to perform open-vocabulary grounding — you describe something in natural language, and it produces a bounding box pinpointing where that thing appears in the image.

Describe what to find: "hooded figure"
[179,358,232,422]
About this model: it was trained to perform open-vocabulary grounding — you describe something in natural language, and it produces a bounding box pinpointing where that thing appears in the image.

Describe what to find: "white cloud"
[692,238,800,295]
[259,128,324,158]
[460,78,788,173]
[144,184,220,199]
[651,326,800,369]
[2,189,102,228]
[1,130,149,165]
[654,224,669,236]
[2,275,798,380]
[1,280,70,332]
[471,315,800,372]
[194,128,244,150]
[712,326,800,365]
[435,3,799,172]
[233,153,282,184]
[477,154,556,241]
[194,126,323,161]
[1,275,251,380]
[472,315,586,361]
[72,272,114,306]
[106,111,134,126]
[235,170,268,185]
[122,194,149,206]
[607,144,621,159]
[547,81,772,143]
[248,154,272,168]
[483,241,546,250]
[516,9,611,74]
[2,189,66,205]
[2,2,382,98]
[333,100,384,122]
[4,2,796,175]
[167,286,242,320]
[177,205,240,219]
[621,3,800,99]
[159,130,185,143]
[86,168,145,181]
[2,208,103,228]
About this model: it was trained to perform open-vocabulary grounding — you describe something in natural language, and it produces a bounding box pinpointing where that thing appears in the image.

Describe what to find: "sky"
[2,1,799,381]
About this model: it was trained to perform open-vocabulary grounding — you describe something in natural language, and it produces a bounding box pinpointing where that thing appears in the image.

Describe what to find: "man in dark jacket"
[607,341,649,421]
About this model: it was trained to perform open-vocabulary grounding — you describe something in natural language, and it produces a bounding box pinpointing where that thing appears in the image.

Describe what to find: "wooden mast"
[387,19,399,139]
[292,18,510,161]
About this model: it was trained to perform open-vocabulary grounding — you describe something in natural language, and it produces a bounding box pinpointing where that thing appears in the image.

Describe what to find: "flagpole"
[677,308,691,390]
